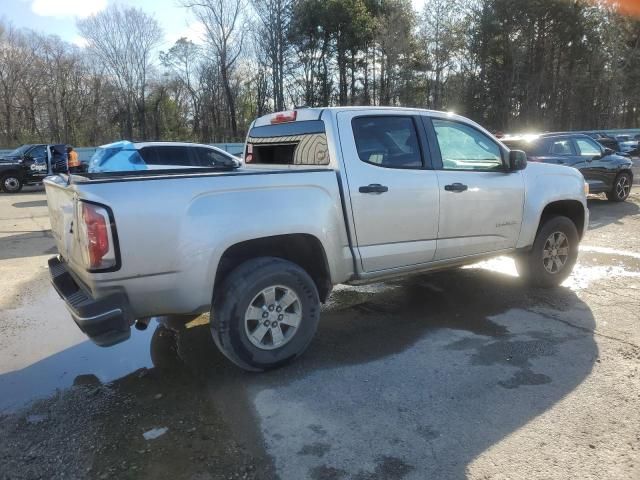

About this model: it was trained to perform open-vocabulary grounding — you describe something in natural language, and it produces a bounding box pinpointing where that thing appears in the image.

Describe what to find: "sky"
[1,0,427,50]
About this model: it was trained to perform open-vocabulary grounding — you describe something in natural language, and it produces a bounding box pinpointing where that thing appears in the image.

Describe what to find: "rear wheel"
[606,172,631,202]
[515,215,579,288]
[1,174,23,193]
[211,257,320,371]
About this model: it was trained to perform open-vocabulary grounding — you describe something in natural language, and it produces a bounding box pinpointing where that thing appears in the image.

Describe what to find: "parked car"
[88,141,240,172]
[585,132,620,152]
[502,133,633,202]
[0,144,68,193]
[614,136,640,156]
[45,107,588,371]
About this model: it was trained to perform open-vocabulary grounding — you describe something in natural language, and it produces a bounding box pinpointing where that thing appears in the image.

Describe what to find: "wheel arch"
[1,169,24,192]
[538,200,586,239]
[1,168,24,179]
[214,234,333,302]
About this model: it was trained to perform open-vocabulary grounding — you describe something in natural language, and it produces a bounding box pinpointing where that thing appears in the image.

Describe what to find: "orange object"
[602,0,640,17]
[68,150,80,168]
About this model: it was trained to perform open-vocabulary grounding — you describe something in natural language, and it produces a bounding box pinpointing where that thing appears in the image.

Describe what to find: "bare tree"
[77,5,162,139]
[181,0,246,137]
[252,0,292,111]
[0,24,32,144]
[161,38,204,139]
[420,0,466,109]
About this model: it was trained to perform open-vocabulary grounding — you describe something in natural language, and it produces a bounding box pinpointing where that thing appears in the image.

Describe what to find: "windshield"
[6,145,33,157]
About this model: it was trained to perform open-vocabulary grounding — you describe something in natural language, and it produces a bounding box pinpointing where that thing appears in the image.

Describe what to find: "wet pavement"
[0,187,639,479]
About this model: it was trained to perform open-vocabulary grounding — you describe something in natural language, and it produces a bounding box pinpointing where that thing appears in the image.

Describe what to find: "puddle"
[466,249,640,292]
[4,246,632,414]
[0,327,155,412]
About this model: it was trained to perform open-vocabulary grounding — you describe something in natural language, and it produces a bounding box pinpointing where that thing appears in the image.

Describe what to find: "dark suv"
[502,133,633,202]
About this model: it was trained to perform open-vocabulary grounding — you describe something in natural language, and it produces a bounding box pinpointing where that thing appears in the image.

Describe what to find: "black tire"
[211,257,320,371]
[1,174,23,193]
[515,215,579,288]
[606,172,632,202]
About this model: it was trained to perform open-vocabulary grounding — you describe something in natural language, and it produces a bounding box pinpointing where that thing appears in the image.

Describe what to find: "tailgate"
[44,176,84,269]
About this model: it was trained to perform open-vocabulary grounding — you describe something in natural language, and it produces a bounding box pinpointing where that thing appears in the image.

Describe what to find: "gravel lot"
[0,186,638,480]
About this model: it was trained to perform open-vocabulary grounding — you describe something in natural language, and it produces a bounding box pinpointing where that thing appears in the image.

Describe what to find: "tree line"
[0,0,638,147]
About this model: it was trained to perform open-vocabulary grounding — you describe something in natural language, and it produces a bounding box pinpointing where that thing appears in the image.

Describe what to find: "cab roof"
[252,106,468,128]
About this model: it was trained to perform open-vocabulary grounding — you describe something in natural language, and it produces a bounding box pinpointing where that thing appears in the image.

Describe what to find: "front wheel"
[1,174,23,193]
[515,215,579,288]
[211,257,320,371]
[606,172,632,202]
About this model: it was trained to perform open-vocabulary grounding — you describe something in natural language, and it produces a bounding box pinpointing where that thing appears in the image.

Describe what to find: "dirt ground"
[0,186,639,480]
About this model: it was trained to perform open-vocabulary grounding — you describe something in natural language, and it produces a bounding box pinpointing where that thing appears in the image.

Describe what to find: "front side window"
[550,139,574,156]
[575,138,602,156]
[195,147,236,167]
[352,116,423,169]
[28,145,47,159]
[432,119,503,171]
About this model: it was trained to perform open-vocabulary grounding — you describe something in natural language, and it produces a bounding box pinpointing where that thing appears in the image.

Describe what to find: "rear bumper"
[48,256,132,346]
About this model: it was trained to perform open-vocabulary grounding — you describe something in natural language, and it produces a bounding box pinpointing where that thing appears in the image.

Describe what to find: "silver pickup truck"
[45,107,589,371]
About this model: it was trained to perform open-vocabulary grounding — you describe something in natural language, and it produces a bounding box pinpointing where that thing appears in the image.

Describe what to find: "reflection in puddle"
[0,327,155,412]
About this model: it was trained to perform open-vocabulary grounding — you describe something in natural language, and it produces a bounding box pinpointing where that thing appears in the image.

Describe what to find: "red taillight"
[271,110,297,124]
[80,202,116,270]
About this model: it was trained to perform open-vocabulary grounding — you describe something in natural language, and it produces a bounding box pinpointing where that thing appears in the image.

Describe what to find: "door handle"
[444,182,468,192]
[359,184,389,194]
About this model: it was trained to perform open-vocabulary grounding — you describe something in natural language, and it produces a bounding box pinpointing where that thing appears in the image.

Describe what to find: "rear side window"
[351,116,422,169]
[550,139,574,156]
[502,138,549,157]
[140,146,193,166]
[246,120,329,166]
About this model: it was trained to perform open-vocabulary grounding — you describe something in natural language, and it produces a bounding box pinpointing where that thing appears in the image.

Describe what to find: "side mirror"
[603,147,614,156]
[508,150,527,171]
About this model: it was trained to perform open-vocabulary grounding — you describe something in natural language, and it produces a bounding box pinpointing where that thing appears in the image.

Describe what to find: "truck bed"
[44,167,354,320]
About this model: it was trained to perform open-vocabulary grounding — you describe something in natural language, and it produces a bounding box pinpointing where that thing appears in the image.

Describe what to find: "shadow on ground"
[11,200,48,208]
[0,267,597,479]
[0,230,55,260]
[587,195,639,230]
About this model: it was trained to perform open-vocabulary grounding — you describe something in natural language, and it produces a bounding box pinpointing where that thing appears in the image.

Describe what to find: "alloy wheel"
[615,175,630,200]
[542,231,570,274]
[244,285,302,350]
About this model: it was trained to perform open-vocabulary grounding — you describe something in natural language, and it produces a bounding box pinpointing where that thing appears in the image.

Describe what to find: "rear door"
[427,117,524,260]
[337,111,439,272]
[546,137,580,167]
[139,145,196,167]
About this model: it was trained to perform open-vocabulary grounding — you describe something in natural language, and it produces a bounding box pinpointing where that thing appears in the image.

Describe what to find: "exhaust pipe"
[134,317,151,331]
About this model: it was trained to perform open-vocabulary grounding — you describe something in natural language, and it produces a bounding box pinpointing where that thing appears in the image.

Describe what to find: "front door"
[337,111,440,272]
[427,117,525,260]
[23,145,49,182]
[572,136,610,192]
